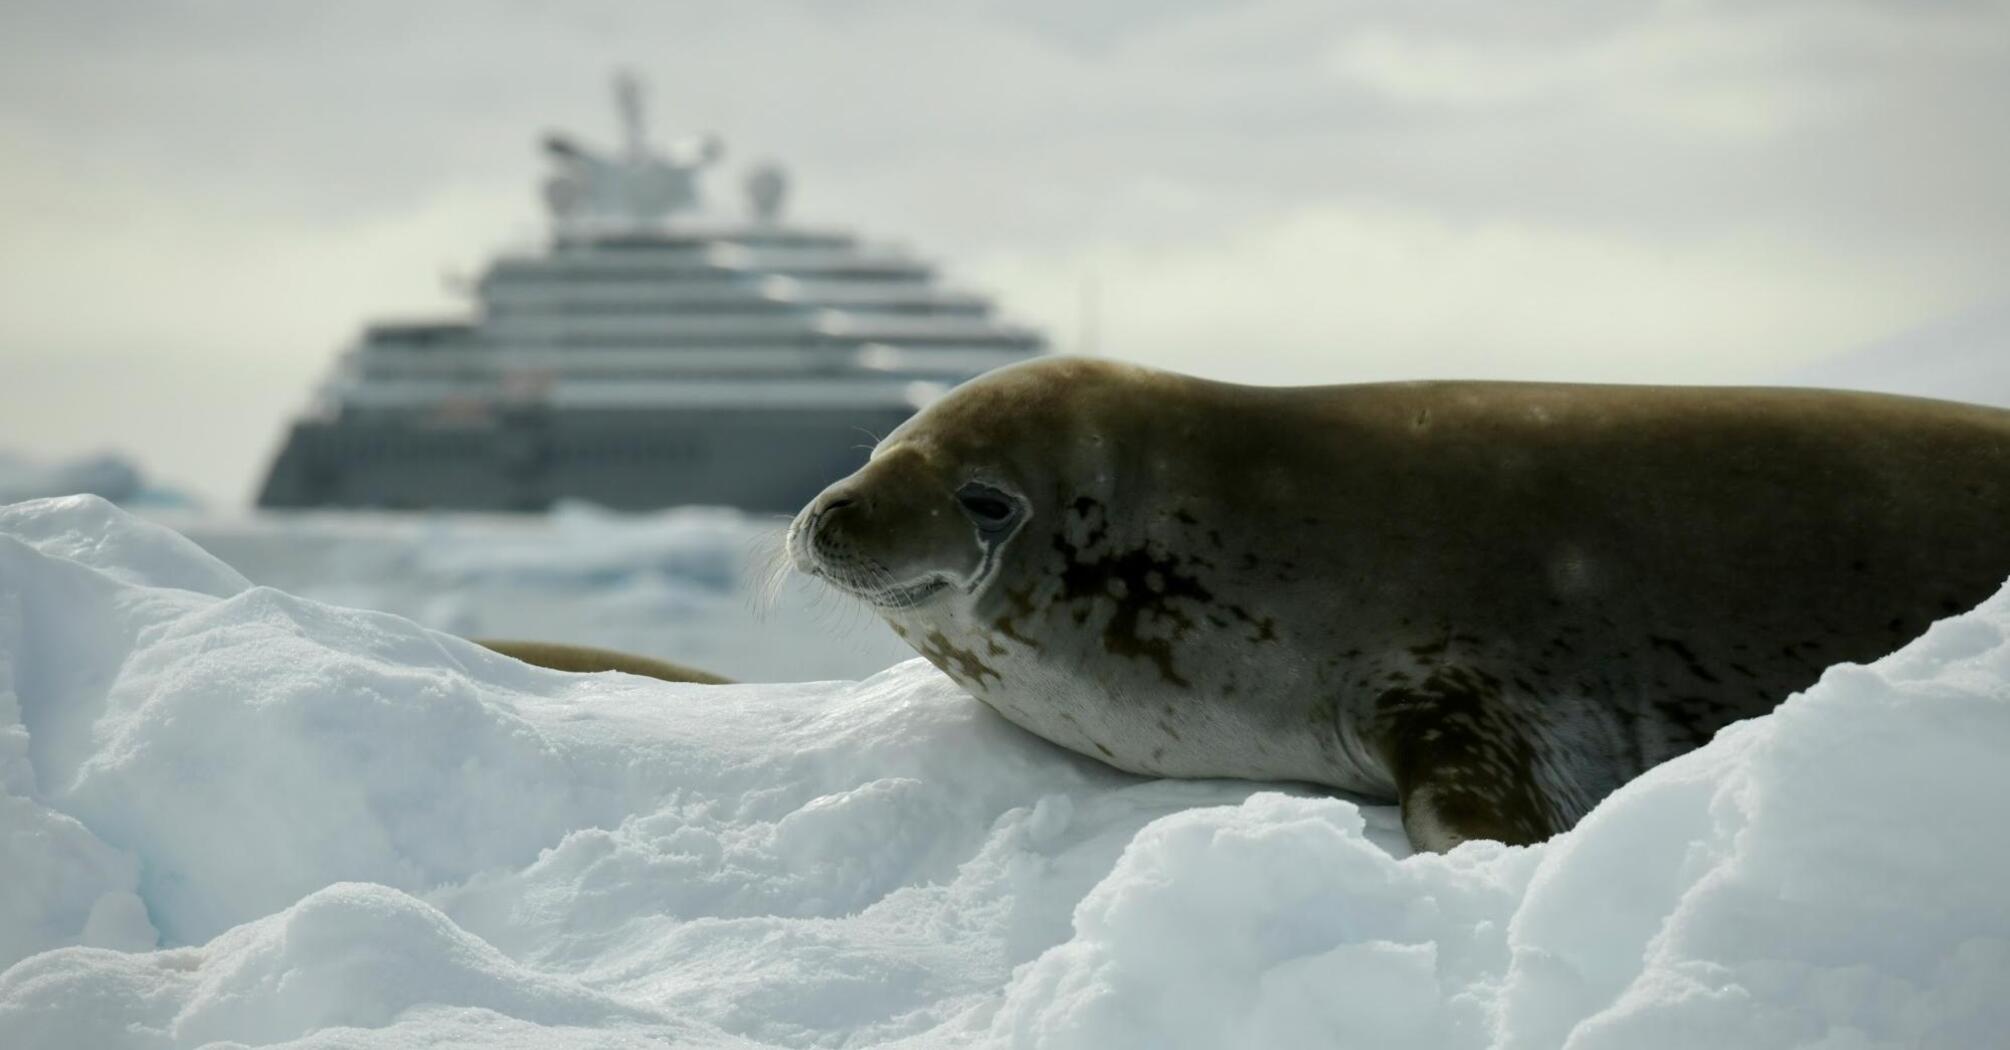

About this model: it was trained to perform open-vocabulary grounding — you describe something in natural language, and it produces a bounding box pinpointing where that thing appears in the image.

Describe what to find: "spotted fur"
[791,357,2010,851]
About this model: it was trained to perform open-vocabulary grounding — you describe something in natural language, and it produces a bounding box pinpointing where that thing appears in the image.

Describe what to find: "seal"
[476,639,731,684]
[789,356,2010,851]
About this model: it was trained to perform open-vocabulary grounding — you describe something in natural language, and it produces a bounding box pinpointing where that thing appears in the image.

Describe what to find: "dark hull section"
[256,406,916,513]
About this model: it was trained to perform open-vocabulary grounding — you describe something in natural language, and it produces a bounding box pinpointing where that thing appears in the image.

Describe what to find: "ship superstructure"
[258,74,1043,511]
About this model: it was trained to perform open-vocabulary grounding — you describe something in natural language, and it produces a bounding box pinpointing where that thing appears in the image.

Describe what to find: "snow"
[2,494,2007,1049]
[157,503,911,683]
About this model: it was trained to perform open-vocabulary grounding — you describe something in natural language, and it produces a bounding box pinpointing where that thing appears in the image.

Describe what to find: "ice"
[0,451,195,509]
[159,502,911,683]
[0,452,145,506]
[976,796,1531,1049]
[1,495,2005,1048]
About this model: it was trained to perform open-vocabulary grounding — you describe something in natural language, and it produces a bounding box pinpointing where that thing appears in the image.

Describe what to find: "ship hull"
[256,405,917,513]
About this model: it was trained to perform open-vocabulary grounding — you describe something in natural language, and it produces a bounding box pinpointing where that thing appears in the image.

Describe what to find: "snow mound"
[2,495,2006,1048]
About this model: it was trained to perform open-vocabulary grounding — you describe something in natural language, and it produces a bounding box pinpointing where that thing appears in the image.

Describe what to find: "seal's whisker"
[757,544,799,617]
[741,527,796,620]
[803,576,879,635]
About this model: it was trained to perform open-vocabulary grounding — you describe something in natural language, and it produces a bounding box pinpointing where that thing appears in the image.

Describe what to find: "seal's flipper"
[475,639,731,684]
[1367,676,1559,851]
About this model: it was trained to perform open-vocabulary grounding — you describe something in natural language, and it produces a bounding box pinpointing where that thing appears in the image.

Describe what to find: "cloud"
[0,0,2005,505]
[970,200,1965,385]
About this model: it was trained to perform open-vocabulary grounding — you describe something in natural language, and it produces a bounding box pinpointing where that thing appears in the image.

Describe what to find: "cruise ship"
[257,75,1045,512]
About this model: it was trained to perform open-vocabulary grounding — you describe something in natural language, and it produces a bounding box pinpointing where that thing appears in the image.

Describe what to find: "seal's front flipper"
[475,639,732,684]
[1367,675,1560,851]
[1392,770,1548,852]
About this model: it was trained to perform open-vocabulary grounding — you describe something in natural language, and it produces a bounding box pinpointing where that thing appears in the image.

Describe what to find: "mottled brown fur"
[796,357,2010,851]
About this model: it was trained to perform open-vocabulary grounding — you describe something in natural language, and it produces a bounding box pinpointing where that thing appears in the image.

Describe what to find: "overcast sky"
[2,0,2006,507]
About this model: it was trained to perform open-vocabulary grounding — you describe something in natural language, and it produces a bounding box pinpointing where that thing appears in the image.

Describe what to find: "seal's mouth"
[786,514,954,611]
[803,562,953,610]
[859,574,952,608]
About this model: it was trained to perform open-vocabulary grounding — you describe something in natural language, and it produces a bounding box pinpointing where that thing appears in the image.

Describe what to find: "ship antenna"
[614,69,648,159]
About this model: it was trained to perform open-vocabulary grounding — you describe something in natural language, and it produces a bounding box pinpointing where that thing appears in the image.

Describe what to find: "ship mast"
[614,69,648,160]
[541,72,720,237]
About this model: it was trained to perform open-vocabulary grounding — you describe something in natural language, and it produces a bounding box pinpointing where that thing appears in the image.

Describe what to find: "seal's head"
[787,357,1134,617]
[786,440,1031,611]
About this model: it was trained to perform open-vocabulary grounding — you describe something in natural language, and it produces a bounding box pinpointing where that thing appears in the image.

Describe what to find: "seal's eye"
[955,482,1021,534]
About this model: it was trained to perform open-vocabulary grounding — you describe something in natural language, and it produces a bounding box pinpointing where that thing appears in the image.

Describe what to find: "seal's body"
[790,358,2010,851]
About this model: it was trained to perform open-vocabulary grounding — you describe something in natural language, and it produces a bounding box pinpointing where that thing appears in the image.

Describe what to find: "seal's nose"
[811,488,862,533]
[804,488,862,558]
